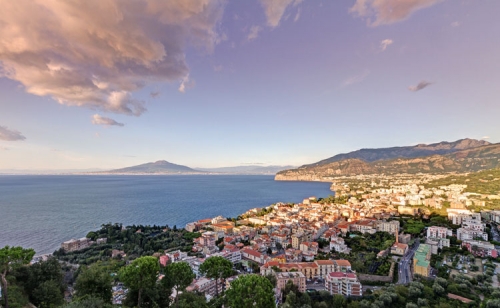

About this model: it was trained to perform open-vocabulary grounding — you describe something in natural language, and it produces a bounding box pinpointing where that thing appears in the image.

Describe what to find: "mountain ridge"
[306,138,490,166]
[276,139,500,181]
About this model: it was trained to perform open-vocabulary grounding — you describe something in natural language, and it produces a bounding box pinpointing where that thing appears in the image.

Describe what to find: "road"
[398,239,420,285]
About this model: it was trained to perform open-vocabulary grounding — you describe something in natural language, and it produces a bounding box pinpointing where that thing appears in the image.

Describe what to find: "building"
[61,237,91,252]
[275,272,306,293]
[261,259,352,280]
[461,240,498,258]
[398,206,417,216]
[330,236,350,254]
[200,231,216,248]
[457,228,488,241]
[413,244,431,277]
[211,221,235,234]
[391,242,408,256]
[325,272,362,297]
[376,220,400,234]
[426,226,451,239]
[447,209,472,225]
[241,248,269,265]
[315,260,335,279]
[186,277,223,299]
[96,238,107,244]
[425,238,450,254]
[350,220,377,234]
[159,255,169,267]
[299,242,319,255]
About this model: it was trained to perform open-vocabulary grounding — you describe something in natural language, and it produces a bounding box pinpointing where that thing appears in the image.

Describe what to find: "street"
[398,239,420,284]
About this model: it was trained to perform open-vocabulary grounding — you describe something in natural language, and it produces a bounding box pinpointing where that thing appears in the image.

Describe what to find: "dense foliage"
[54,223,199,265]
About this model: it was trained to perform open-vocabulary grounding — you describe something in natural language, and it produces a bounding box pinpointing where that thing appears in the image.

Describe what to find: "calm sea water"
[0,175,332,254]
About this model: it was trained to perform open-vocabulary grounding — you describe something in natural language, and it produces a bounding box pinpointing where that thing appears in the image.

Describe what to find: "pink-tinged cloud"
[0,0,225,116]
[380,39,394,51]
[248,26,263,41]
[92,114,124,127]
[342,70,370,87]
[350,0,443,27]
[0,125,26,141]
[259,0,302,28]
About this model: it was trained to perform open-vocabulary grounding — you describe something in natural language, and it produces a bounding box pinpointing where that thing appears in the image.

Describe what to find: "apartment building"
[275,272,306,293]
[457,228,488,241]
[413,244,431,277]
[61,237,91,252]
[325,272,362,297]
[426,226,451,239]
[376,220,400,234]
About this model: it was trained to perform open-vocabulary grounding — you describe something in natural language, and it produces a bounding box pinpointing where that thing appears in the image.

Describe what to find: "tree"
[63,297,113,308]
[175,291,208,308]
[12,257,65,307]
[31,280,65,308]
[225,274,274,308]
[199,256,233,297]
[75,264,113,303]
[119,256,159,308]
[0,246,35,308]
[163,261,195,304]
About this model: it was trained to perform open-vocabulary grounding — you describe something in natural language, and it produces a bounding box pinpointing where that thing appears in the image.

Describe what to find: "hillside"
[105,160,203,174]
[307,138,489,166]
[427,168,500,195]
[276,141,500,181]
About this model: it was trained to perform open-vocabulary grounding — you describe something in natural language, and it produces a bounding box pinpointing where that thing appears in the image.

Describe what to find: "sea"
[0,175,333,255]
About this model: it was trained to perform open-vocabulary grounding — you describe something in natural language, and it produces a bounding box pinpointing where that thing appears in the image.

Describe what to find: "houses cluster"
[164,176,500,301]
[111,284,127,305]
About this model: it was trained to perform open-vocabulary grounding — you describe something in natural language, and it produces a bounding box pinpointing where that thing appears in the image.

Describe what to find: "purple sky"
[1,0,499,170]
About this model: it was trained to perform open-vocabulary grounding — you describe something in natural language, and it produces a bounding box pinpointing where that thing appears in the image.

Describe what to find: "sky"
[1,0,499,170]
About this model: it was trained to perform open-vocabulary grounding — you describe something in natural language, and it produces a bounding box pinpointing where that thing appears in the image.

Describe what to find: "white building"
[426,226,451,239]
[457,228,488,241]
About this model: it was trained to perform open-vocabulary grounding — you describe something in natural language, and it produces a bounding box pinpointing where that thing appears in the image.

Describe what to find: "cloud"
[451,21,460,27]
[259,0,302,28]
[0,146,9,151]
[380,39,393,51]
[178,76,194,93]
[408,80,432,92]
[294,8,301,22]
[213,65,223,72]
[0,125,26,141]
[150,91,160,98]
[350,0,443,27]
[0,0,225,116]
[92,114,124,127]
[248,26,263,41]
[342,70,370,87]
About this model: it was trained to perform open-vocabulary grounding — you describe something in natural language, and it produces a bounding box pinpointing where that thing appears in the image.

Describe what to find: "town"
[56,172,500,306]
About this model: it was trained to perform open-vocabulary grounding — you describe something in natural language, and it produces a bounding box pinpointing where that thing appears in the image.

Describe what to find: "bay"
[0,175,332,254]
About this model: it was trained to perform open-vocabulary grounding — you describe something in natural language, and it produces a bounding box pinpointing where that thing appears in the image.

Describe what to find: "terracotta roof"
[328,272,357,279]
[334,260,351,267]
[241,248,262,258]
[315,260,335,265]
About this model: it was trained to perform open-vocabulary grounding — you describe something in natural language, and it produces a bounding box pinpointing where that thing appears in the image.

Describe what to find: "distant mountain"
[308,138,490,166]
[199,165,296,175]
[104,160,203,174]
[276,139,500,181]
